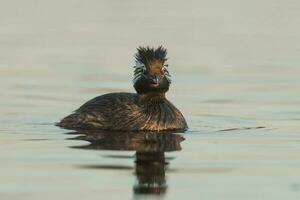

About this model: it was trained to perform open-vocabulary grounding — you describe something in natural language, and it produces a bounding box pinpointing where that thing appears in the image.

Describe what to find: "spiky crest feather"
[133,46,171,84]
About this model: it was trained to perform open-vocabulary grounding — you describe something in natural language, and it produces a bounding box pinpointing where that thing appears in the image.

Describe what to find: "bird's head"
[133,46,171,95]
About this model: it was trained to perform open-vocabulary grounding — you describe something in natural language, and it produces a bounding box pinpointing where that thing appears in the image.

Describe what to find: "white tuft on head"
[133,60,146,84]
[163,62,172,83]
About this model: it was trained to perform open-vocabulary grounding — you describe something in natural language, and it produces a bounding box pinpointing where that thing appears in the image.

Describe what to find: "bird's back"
[57,92,187,131]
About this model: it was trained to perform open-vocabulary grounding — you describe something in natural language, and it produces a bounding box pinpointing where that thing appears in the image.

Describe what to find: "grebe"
[57,46,188,131]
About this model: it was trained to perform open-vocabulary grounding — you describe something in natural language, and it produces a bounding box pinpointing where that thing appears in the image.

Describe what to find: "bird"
[57,46,188,132]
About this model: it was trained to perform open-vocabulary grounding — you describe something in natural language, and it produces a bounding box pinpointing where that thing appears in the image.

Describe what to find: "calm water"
[1,1,300,199]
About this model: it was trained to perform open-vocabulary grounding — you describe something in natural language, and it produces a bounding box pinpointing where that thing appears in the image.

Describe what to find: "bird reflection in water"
[67,130,184,196]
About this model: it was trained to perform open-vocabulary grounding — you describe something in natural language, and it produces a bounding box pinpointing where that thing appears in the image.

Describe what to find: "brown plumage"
[57,46,188,132]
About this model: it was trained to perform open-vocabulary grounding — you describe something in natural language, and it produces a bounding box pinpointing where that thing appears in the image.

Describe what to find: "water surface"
[1,1,300,200]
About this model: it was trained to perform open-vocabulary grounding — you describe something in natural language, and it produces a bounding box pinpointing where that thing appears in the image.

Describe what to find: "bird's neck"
[138,93,166,105]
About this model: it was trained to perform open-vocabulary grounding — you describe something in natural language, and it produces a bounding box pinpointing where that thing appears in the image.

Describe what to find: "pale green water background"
[1,0,300,199]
